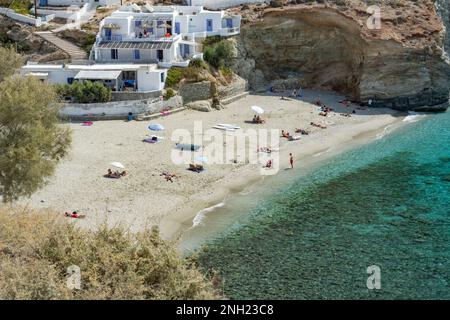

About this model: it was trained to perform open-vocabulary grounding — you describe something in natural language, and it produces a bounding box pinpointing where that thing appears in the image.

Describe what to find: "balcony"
[100,34,181,43]
[219,27,240,37]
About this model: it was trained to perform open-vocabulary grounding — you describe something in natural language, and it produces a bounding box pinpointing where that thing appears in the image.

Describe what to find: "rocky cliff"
[229,0,450,111]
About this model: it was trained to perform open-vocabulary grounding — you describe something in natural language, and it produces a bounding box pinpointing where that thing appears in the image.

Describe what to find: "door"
[184,44,190,57]
[105,28,112,41]
[206,19,213,32]
[157,50,164,62]
[175,22,181,35]
[39,0,48,6]
[226,18,233,29]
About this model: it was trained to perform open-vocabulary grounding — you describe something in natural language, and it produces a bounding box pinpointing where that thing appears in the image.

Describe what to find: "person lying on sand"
[104,169,127,179]
[315,99,323,106]
[281,96,291,101]
[188,164,204,173]
[161,172,178,183]
[319,111,328,117]
[295,128,310,135]
[341,113,352,117]
[64,211,86,219]
[257,147,272,153]
[281,130,290,138]
[310,122,327,129]
[252,115,265,124]
[264,159,273,169]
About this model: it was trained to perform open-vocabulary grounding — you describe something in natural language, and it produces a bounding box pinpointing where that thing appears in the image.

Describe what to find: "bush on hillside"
[203,40,233,69]
[0,208,220,300]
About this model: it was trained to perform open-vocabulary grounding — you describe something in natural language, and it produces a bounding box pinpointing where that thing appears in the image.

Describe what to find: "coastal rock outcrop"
[229,1,450,111]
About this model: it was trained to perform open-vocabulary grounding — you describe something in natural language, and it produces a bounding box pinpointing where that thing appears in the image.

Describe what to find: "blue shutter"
[134,49,140,60]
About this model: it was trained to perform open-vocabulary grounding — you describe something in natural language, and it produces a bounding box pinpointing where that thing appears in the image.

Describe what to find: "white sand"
[16,90,405,237]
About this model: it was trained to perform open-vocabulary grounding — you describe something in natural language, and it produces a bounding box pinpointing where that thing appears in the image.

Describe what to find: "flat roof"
[22,64,64,70]
[75,70,122,80]
[97,41,173,50]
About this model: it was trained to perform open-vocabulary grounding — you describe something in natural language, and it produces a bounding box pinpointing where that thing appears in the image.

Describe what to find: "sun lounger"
[212,126,236,132]
[217,124,241,129]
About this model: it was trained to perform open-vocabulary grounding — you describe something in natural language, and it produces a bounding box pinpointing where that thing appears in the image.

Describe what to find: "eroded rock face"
[230,3,450,111]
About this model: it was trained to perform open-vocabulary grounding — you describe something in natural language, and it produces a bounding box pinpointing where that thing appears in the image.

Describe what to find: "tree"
[0,46,24,82]
[0,76,71,203]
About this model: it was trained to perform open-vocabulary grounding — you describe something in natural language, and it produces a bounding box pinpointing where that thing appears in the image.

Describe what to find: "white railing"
[100,34,181,43]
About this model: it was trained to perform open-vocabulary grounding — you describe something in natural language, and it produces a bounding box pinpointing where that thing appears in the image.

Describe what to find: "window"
[135,20,142,28]
[111,49,118,60]
[134,49,140,60]
[160,72,165,83]
[67,77,74,84]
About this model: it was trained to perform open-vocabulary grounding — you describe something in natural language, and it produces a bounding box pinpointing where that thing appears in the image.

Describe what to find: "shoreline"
[160,112,407,244]
[12,89,407,240]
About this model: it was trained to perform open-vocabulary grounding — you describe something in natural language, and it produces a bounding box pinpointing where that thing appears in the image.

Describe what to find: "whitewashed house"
[93,4,241,67]
[21,63,167,93]
[20,4,241,96]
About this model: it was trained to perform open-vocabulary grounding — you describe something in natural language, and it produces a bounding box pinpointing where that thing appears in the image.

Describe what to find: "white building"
[93,4,241,67]
[20,4,241,96]
[21,63,167,93]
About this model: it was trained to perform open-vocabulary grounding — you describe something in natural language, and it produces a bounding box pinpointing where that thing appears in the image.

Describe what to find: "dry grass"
[0,207,220,300]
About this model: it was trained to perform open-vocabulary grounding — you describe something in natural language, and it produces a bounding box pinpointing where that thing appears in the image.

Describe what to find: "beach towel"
[82,121,93,126]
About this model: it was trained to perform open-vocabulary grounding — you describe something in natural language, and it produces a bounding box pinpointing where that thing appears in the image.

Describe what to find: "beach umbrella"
[251,106,265,114]
[110,162,125,169]
[148,123,165,131]
[194,156,208,163]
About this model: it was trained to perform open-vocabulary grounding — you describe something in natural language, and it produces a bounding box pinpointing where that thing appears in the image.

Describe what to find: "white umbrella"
[110,162,125,169]
[251,106,265,114]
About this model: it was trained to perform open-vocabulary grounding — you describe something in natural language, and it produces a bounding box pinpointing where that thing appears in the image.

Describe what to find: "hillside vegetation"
[0,208,220,300]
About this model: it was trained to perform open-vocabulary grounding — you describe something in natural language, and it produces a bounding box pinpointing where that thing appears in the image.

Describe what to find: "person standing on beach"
[289,153,294,169]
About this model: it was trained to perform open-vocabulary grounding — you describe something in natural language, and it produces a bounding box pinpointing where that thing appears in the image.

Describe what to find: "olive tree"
[0,76,71,203]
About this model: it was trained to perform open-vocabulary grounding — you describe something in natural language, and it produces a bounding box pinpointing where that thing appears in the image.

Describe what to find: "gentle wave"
[403,112,428,123]
[376,124,395,140]
[192,202,226,227]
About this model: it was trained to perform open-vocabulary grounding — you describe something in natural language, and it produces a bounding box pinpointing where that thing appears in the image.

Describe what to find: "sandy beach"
[16,90,405,238]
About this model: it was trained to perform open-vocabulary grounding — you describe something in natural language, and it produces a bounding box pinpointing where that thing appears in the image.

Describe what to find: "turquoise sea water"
[194,111,450,299]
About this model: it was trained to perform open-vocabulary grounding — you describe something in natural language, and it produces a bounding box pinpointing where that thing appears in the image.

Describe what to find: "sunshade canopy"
[75,70,121,80]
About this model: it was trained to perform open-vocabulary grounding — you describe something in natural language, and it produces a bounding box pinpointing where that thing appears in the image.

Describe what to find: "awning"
[74,70,121,80]
[97,41,173,50]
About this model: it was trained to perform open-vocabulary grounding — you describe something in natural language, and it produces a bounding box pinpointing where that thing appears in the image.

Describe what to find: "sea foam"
[192,202,226,227]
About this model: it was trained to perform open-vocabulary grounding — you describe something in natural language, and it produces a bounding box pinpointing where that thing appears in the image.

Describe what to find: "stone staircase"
[35,31,87,61]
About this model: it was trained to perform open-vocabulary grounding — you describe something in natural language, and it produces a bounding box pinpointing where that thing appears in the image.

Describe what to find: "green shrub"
[189,58,208,70]
[165,67,184,88]
[56,81,111,103]
[164,88,176,100]
[203,40,233,69]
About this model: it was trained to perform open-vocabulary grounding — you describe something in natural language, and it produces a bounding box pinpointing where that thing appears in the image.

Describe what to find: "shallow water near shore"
[183,110,450,299]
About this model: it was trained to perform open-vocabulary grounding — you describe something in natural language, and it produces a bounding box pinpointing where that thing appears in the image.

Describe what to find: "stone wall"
[178,81,213,103]
[111,90,162,102]
[217,75,248,99]
[61,96,183,119]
